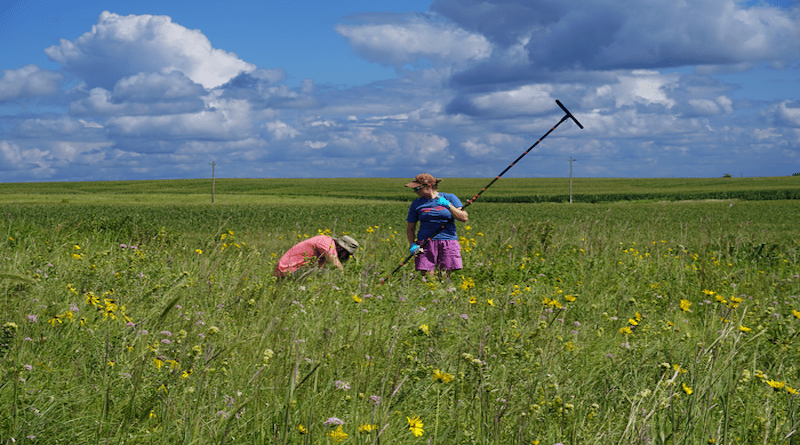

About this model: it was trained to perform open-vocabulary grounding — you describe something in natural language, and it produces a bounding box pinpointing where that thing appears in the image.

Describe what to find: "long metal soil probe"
[378,99,584,285]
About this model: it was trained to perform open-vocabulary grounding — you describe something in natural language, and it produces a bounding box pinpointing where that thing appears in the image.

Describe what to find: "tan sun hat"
[335,235,360,255]
[405,173,439,188]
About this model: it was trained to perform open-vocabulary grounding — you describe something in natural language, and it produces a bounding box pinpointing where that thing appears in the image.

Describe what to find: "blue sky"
[1,0,799,182]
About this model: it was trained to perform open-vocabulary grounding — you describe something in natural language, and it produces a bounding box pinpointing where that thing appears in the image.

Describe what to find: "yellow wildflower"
[407,415,424,437]
[358,424,378,434]
[433,369,454,383]
[767,379,786,390]
[327,425,347,443]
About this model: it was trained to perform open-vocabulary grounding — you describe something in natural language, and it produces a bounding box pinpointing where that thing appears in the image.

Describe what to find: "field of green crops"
[2,178,800,444]
[2,176,800,205]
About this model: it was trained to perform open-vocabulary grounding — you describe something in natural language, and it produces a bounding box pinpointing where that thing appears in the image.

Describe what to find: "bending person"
[405,173,468,278]
[274,234,360,278]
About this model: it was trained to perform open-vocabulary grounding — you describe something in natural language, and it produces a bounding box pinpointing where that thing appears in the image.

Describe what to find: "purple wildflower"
[324,417,344,426]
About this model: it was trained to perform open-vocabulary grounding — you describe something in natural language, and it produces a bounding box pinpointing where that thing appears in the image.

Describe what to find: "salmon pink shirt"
[273,235,341,277]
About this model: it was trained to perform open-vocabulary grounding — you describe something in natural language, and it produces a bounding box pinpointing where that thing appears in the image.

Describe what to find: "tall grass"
[1,199,799,444]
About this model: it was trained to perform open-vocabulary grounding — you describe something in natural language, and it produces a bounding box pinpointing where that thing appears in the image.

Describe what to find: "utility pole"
[209,161,216,204]
[568,157,576,204]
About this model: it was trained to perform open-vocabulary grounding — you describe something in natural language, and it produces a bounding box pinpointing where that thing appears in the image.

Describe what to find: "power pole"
[210,161,216,204]
[568,157,576,204]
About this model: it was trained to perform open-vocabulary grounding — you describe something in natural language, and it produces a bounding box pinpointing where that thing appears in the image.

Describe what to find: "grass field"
[2,176,799,204]
[1,178,800,444]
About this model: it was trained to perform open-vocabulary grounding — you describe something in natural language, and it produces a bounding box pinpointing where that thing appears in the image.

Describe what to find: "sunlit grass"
[1,198,799,443]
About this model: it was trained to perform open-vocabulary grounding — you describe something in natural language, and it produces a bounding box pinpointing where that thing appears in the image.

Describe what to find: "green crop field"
[2,176,800,205]
[1,178,800,444]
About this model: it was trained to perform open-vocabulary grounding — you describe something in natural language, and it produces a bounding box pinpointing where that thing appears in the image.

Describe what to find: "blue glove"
[409,243,421,255]
[436,195,452,207]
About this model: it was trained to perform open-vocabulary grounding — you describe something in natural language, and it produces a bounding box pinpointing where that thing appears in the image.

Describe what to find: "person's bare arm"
[327,252,344,270]
[407,222,417,244]
[319,240,344,270]
[448,205,468,222]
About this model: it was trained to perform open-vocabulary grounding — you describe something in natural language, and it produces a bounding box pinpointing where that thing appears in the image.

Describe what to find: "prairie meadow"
[1,178,800,444]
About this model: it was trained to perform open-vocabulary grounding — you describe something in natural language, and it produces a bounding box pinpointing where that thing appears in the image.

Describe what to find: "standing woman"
[405,173,468,277]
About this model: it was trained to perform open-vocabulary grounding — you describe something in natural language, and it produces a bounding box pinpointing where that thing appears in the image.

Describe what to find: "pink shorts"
[415,240,463,271]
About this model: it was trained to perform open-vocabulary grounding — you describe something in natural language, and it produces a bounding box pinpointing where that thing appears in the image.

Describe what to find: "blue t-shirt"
[407,192,463,241]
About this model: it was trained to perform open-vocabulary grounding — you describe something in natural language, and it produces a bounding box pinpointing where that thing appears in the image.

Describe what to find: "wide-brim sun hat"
[405,173,439,188]
[335,235,360,255]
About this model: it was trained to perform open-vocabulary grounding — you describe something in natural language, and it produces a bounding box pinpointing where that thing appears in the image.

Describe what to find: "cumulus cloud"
[471,84,557,116]
[779,101,800,126]
[336,15,492,69]
[70,72,207,116]
[613,71,680,109]
[442,0,800,72]
[221,70,320,109]
[0,141,54,178]
[0,140,48,165]
[104,98,255,142]
[461,133,525,160]
[404,132,450,164]
[45,11,255,89]
[0,65,63,102]
[15,116,87,137]
[264,120,301,140]
[1,3,799,181]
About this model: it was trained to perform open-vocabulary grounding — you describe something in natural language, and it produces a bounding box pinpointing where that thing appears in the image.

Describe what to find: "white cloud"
[0,65,63,102]
[471,84,556,115]
[71,72,206,116]
[0,141,54,178]
[15,116,84,137]
[304,141,328,149]
[0,140,48,164]
[779,101,800,127]
[462,132,522,158]
[614,71,680,108]
[404,132,450,164]
[45,11,255,89]
[48,141,111,163]
[716,96,733,114]
[265,120,301,140]
[462,139,496,158]
[113,71,206,102]
[327,127,400,153]
[689,99,723,116]
[0,139,111,176]
[336,18,491,69]
[105,99,254,141]
[79,119,104,129]
[753,128,782,141]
